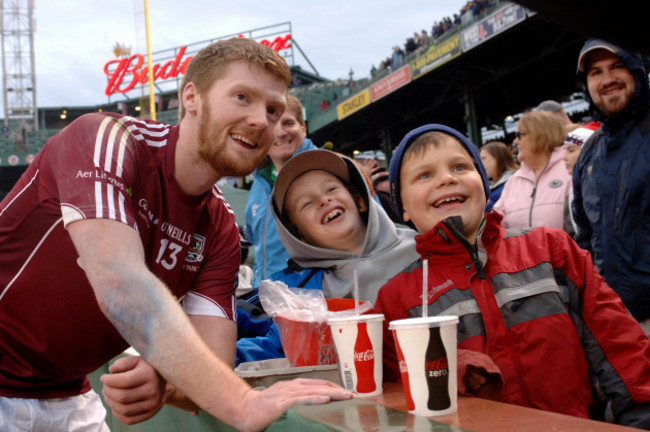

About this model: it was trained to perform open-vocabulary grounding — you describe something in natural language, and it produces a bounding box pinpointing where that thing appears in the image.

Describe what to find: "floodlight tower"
[0,0,37,135]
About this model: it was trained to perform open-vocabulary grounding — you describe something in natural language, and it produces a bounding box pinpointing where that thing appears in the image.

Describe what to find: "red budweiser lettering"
[240,33,292,51]
[103,34,292,96]
[104,46,191,96]
[354,349,375,362]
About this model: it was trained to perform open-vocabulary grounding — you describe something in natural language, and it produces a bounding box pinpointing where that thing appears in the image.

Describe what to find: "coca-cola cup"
[327,314,384,397]
[389,316,459,417]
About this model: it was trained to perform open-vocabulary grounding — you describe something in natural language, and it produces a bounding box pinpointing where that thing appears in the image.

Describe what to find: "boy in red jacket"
[376,124,650,428]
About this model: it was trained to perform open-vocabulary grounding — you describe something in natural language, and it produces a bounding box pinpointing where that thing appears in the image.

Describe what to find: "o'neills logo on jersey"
[399,360,408,373]
[161,221,192,245]
[186,234,205,263]
[354,349,375,362]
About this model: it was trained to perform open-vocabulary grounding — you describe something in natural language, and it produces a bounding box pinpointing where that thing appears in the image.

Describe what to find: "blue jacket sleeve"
[236,323,283,366]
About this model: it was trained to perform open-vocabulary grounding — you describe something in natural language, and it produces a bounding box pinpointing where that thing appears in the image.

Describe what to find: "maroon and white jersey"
[0,113,240,398]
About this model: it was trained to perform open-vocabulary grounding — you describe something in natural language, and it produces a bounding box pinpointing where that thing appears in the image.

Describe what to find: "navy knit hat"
[388,124,490,224]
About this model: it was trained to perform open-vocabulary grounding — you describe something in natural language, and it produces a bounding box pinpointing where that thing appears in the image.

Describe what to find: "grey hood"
[271,156,419,304]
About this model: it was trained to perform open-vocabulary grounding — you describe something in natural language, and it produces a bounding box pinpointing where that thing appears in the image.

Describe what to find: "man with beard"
[572,39,650,335]
[0,38,351,432]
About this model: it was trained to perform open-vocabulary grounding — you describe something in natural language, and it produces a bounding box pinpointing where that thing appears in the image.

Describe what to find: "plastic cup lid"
[327,313,385,325]
[388,315,459,330]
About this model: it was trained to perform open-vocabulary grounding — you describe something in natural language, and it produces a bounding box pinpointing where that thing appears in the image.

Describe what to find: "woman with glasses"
[492,110,572,229]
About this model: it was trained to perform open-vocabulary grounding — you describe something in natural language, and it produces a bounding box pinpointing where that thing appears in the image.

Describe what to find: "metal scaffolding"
[1,0,37,134]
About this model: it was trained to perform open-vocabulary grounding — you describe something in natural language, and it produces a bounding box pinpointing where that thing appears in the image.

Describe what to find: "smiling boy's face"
[284,170,367,253]
[400,136,486,241]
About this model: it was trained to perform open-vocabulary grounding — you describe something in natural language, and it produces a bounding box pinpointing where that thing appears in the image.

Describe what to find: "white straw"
[354,269,360,315]
[422,259,428,318]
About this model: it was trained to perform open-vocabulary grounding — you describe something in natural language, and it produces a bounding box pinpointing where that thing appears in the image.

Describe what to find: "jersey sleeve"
[47,113,139,229]
[184,193,241,321]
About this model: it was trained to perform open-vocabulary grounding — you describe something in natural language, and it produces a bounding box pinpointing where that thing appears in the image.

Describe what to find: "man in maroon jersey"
[0,38,350,431]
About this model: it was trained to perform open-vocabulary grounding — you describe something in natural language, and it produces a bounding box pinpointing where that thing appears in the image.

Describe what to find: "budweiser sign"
[103,34,292,96]
[104,46,191,96]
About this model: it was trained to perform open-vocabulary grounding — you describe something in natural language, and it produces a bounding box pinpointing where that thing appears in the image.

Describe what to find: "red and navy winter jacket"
[377,212,650,428]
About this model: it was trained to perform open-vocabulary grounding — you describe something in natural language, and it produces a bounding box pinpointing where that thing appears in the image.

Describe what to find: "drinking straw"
[422,259,428,318]
[354,268,360,315]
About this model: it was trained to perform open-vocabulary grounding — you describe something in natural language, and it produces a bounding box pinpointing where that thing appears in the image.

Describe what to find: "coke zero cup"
[389,316,458,417]
[327,314,384,397]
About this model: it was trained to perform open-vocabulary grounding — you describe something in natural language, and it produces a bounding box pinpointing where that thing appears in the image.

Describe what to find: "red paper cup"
[275,298,361,367]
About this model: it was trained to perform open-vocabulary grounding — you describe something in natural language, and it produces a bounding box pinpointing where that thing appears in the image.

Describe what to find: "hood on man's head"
[577,38,650,119]
[388,124,490,224]
[272,149,361,216]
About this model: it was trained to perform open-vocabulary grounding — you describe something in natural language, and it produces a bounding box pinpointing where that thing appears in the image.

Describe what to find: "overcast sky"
[21,0,466,117]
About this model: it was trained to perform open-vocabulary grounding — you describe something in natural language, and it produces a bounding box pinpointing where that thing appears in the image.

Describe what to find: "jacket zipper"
[441,219,486,280]
[528,158,551,227]
[529,186,537,227]
[615,163,627,231]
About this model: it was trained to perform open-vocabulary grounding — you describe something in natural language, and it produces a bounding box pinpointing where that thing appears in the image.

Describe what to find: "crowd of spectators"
[371,0,496,78]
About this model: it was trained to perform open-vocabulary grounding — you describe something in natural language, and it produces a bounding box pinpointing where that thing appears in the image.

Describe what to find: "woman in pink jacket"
[493,111,571,229]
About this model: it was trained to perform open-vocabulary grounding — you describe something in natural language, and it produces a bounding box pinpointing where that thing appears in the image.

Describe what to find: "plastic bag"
[259,280,372,367]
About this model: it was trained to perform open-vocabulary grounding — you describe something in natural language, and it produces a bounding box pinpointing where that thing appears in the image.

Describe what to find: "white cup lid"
[388,315,458,330]
[327,313,385,325]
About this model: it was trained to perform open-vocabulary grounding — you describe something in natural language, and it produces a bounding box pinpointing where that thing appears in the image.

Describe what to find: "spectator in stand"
[472,0,485,16]
[347,68,356,91]
[572,39,650,333]
[245,95,317,289]
[493,110,571,230]
[0,38,350,431]
[420,29,430,46]
[534,99,580,133]
[479,141,519,212]
[405,37,418,55]
[379,57,390,73]
[290,76,303,88]
[391,46,405,68]
[444,16,453,31]
[562,122,600,237]
[413,32,422,49]
[371,166,402,223]
[432,21,444,39]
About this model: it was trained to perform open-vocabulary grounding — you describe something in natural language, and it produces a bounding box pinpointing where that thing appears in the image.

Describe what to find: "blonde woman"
[493,111,571,229]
